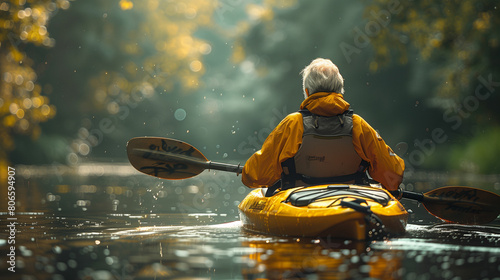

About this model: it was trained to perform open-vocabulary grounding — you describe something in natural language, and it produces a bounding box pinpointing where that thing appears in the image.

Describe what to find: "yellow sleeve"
[242,113,303,188]
[352,114,405,191]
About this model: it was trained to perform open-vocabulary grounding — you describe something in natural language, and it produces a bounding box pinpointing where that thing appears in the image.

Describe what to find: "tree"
[3,0,299,165]
[365,0,500,173]
[0,0,71,167]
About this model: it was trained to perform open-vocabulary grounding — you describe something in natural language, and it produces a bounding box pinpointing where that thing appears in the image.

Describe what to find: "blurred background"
[1,0,499,175]
[1,2,500,279]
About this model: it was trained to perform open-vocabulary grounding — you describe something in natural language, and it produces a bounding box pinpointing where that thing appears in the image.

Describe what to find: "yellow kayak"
[238,184,408,240]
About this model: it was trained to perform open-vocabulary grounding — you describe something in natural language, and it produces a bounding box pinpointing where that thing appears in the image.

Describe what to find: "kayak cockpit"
[238,184,408,240]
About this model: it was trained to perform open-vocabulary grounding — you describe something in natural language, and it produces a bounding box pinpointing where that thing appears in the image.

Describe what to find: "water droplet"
[174,108,187,121]
[52,246,62,254]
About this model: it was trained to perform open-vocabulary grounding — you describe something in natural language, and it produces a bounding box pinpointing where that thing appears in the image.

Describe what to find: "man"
[241,58,405,193]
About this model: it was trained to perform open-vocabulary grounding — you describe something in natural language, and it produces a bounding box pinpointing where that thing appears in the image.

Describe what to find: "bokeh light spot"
[189,60,203,72]
[174,108,187,121]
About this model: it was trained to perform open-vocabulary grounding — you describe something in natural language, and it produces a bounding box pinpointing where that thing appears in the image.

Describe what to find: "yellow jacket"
[241,92,405,191]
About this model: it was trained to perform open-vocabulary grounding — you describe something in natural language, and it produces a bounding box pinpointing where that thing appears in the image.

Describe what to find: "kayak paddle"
[398,187,500,225]
[126,137,500,225]
[126,137,242,180]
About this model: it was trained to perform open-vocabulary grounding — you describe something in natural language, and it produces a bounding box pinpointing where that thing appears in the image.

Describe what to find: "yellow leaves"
[40,104,55,117]
[247,4,274,22]
[15,108,25,118]
[430,38,441,48]
[231,42,245,63]
[3,115,16,128]
[119,0,133,10]
[473,12,491,32]
[57,0,71,10]
[90,0,219,104]
[32,96,43,108]
[175,2,199,20]
[264,0,297,9]
[0,0,73,159]
[0,2,9,11]
[1,83,55,135]
[198,42,212,55]
[189,60,203,73]
[367,0,495,68]
[123,42,139,54]
[1,48,54,148]
[457,49,470,60]
[164,23,180,36]
[9,46,24,61]
[433,19,446,32]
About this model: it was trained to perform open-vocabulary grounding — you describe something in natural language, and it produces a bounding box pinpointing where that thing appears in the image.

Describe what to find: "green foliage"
[367,0,500,113]
[448,128,500,173]
[366,0,500,173]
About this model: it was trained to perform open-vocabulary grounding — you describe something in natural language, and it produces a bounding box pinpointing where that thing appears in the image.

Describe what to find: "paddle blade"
[422,186,500,224]
[127,137,208,180]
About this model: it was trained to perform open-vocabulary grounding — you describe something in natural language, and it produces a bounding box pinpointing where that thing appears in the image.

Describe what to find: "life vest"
[279,109,369,190]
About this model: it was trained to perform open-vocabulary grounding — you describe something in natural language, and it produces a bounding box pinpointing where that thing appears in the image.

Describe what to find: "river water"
[1,163,500,279]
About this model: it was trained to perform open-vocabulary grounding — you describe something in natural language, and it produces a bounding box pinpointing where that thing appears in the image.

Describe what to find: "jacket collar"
[299,92,350,116]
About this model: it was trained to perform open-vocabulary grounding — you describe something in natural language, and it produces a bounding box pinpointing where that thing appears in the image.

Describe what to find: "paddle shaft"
[134,148,244,174]
[208,161,243,174]
[401,190,424,201]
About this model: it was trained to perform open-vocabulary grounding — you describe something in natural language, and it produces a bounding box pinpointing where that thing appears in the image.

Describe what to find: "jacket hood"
[299,92,350,116]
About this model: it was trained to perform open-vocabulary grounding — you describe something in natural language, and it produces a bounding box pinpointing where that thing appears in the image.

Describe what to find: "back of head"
[300,58,344,99]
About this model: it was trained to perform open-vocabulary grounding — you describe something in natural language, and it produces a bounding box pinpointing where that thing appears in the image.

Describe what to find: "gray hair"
[300,58,344,98]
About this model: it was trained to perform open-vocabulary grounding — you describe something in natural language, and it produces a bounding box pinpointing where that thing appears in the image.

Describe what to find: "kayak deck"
[238,184,408,240]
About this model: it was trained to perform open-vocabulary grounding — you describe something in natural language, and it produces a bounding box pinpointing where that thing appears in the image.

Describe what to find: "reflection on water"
[0,164,499,279]
[241,236,403,279]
